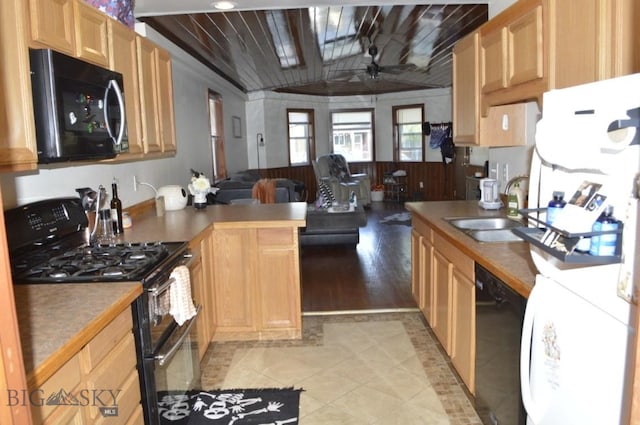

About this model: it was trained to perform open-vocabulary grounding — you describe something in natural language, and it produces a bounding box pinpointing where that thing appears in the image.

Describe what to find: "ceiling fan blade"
[379,63,418,74]
[325,67,367,81]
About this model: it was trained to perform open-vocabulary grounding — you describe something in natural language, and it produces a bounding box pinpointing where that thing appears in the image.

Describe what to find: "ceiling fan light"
[212,1,236,10]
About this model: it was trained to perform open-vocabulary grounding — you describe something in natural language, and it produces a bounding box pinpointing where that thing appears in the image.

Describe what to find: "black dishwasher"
[474,263,527,425]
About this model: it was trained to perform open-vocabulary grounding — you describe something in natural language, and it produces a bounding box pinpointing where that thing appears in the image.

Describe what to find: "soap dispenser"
[507,183,522,219]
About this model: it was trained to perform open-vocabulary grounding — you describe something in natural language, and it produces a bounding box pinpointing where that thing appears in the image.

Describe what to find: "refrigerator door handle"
[520,279,541,424]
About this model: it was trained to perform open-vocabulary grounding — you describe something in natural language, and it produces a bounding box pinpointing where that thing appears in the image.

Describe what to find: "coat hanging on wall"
[428,122,452,149]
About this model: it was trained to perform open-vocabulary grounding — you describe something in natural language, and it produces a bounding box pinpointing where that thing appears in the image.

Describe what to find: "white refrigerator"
[518,73,640,425]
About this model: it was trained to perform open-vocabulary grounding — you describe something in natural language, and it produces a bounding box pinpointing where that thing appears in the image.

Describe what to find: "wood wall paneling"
[259,161,456,203]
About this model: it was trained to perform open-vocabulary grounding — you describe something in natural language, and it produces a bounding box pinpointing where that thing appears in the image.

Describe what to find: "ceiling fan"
[328,41,417,82]
[364,44,416,79]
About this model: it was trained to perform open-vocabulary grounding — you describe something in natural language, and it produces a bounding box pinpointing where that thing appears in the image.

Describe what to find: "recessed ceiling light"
[212,1,236,10]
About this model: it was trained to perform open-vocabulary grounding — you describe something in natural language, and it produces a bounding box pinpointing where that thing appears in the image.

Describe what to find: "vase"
[193,192,207,209]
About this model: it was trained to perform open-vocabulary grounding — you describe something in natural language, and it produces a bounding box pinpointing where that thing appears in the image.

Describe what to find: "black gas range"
[5,197,187,285]
[5,197,199,425]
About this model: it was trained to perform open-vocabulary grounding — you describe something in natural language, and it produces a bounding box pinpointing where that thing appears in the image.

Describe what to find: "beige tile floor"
[200,311,482,424]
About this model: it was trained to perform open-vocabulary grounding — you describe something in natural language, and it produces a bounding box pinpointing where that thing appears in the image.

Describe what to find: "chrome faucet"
[504,175,529,195]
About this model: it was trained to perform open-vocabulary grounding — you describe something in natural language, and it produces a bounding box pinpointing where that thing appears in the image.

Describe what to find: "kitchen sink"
[466,229,523,243]
[445,217,521,230]
[444,216,524,243]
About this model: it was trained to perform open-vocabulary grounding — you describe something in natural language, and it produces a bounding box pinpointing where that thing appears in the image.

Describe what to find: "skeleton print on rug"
[158,388,303,425]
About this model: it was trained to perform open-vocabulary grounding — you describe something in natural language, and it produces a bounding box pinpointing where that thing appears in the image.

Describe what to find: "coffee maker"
[479,178,502,209]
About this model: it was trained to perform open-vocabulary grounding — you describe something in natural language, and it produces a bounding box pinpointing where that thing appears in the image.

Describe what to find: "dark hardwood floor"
[301,201,417,312]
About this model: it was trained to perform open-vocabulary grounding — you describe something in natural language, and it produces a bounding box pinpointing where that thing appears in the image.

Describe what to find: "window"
[393,105,424,162]
[330,110,374,162]
[208,90,226,180]
[287,109,315,166]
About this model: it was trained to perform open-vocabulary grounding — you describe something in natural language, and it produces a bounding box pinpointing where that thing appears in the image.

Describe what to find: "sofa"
[211,170,300,204]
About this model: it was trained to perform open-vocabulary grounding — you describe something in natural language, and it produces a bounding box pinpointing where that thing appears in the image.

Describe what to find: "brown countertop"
[14,282,142,388]
[405,200,537,297]
[119,202,308,242]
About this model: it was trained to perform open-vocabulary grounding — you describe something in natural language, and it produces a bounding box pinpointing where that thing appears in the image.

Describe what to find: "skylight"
[265,10,300,68]
[309,6,361,62]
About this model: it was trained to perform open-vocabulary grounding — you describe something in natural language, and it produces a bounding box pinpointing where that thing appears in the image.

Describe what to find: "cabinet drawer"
[84,333,137,420]
[42,404,83,425]
[125,405,145,425]
[433,233,474,280]
[94,372,141,425]
[31,353,81,423]
[81,308,132,372]
[258,228,294,246]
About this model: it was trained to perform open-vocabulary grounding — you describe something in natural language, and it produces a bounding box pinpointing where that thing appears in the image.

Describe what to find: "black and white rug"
[158,388,303,425]
[379,212,412,225]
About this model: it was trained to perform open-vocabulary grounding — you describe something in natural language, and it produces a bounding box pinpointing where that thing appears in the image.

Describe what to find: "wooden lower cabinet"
[211,226,302,341]
[412,220,476,394]
[432,250,452,354]
[451,268,476,394]
[411,219,434,325]
[256,228,301,334]
[30,308,141,424]
[189,227,216,360]
[410,230,423,311]
[212,228,255,333]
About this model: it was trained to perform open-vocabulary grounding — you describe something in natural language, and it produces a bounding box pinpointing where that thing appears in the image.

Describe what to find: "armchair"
[312,154,371,206]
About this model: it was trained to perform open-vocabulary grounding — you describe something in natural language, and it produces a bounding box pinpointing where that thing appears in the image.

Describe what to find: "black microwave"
[29,49,128,163]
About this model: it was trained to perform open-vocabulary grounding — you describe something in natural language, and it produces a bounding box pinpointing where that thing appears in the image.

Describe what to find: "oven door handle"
[147,251,197,297]
[155,304,201,366]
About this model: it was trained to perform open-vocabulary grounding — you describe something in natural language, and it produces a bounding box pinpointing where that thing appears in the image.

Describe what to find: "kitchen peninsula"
[123,202,308,342]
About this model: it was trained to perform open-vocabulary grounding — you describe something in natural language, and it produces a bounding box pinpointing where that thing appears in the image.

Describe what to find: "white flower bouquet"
[188,170,211,208]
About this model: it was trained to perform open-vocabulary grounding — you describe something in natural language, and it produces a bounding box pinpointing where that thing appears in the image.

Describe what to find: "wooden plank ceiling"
[139,4,488,96]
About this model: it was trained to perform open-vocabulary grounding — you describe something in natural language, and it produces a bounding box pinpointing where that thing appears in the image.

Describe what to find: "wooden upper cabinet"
[548,0,638,90]
[480,0,544,94]
[28,0,75,55]
[453,31,481,145]
[73,0,109,67]
[0,0,38,172]
[108,19,144,156]
[29,0,109,66]
[155,47,177,154]
[136,35,162,154]
[480,28,507,93]
[479,0,546,113]
[508,5,544,86]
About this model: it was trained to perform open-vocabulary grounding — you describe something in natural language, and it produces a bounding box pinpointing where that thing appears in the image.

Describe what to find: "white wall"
[489,0,516,17]
[0,24,248,208]
[245,87,452,168]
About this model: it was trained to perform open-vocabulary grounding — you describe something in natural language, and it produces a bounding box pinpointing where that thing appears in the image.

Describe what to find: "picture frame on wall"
[232,116,242,138]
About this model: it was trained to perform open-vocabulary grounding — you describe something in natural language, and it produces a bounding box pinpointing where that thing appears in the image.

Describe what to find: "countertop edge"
[26,283,142,389]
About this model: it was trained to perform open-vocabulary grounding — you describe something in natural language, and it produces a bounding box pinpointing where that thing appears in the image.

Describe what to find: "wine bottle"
[110,181,124,234]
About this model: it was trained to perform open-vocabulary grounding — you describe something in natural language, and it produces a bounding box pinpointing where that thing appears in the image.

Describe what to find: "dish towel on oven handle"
[169,265,197,326]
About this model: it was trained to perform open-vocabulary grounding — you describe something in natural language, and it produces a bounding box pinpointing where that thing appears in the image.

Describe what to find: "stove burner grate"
[12,241,180,283]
